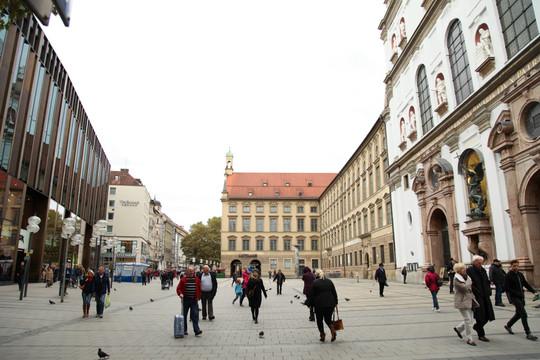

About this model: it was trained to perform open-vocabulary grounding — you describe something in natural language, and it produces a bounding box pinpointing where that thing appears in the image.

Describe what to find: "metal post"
[293,244,300,278]
[22,233,33,298]
[96,235,102,271]
[60,236,68,302]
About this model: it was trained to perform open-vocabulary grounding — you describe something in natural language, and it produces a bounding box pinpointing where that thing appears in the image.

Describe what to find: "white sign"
[18,229,29,251]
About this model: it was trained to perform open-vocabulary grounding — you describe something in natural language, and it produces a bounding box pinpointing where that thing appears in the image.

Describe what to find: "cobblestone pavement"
[1,277,539,359]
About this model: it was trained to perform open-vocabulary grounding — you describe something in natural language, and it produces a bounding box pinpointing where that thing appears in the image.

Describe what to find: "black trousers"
[473,318,488,337]
[277,282,283,294]
[379,282,385,295]
[507,297,531,334]
[315,306,334,334]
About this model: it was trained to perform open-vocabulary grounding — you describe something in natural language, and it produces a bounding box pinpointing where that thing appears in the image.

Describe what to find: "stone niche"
[434,73,448,116]
[475,24,495,77]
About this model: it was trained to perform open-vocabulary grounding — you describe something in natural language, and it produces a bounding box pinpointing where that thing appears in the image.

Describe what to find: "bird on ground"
[129,306,133,311]
[114,288,117,291]
[290,301,293,304]
[98,348,109,358]
[150,299,154,302]
[259,331,264,338]
[345,298,351,301]
[49,300,55,304]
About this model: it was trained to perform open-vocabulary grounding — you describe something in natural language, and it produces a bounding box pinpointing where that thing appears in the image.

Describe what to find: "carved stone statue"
[400,118,406,142]
[409,109,416,131]
[477,28,494,58]
[392,34,398,54]
[462,163,487,218]
[435,77,447,105]
[399,19,406,39]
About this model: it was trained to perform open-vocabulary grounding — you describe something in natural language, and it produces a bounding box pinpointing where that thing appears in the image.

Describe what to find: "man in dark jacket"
[302,266,316,321]
[273,269,286,295]
[488,258,506,306]
[92,266,110,318]
[197,265,217,320]
[374,263,387,297]
[466,255,495,342]
[447,258,456,293]
[503,259,538,341]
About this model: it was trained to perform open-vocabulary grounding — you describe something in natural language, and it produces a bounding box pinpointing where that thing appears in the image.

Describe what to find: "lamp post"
[293,244,300,278]
[60,217,76,302]
[92,220,107,270]
[19,215,41,301]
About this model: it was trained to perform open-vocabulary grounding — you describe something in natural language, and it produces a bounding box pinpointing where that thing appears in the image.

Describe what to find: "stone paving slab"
[0,277,539,359]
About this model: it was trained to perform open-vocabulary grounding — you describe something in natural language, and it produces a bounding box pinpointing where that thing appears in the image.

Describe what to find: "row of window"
[329,243,395,268]
[228,238,318,252]
[229,205,317,214]
[266,258,319,271]
[228,217,318,232]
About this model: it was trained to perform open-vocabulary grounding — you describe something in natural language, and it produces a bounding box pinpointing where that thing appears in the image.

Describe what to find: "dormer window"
[275,192,279,196]
[263,182,268,187]
[307,183,312,187]
[285,182,290,187]
[248,192,253,196]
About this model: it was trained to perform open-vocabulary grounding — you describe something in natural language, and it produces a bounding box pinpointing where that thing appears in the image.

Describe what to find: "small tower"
[225,149,234,176]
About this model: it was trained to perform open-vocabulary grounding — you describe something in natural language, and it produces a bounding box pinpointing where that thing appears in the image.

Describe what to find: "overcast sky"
[42,1,387,229]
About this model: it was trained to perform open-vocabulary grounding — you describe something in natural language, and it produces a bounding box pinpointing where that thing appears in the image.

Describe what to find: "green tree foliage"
[0,0,31,30]
[181,217,221,265]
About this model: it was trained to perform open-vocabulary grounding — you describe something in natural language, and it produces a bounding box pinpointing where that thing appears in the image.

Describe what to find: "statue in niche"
[476,27,494,58]
[435,76,448,105]
[392,34,398,54]
[399,18,406,39]
[400,118,406,142]
[462,162,487,218]
[409,108,417,132]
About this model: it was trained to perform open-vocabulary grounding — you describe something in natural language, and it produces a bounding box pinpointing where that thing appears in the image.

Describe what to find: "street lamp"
[19,215,41,301]
[92,220,107,270]
[60,217,76,302]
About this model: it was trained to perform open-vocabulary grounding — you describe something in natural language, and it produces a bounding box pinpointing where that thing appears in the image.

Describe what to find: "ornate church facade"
[380,0,540,285]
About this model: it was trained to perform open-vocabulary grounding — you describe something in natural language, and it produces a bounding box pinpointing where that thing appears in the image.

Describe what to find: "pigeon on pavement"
[259,331,264,338]
[98,348,109,358]
[129,306,133,311]
[345,298,351,301]
[49,300,55,304]
[150,299,154,302]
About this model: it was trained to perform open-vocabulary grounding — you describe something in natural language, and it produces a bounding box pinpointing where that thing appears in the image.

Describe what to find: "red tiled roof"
[109,170,143,186]
[226,172,336,200]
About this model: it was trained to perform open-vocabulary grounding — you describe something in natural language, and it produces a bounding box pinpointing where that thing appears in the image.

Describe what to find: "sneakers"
[526,334,538,341]
[504,325,514,335]
[454,327,463,339]
[433,308,440,312]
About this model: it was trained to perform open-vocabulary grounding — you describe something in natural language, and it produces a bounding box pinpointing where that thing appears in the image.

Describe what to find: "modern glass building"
[0,14,110,284]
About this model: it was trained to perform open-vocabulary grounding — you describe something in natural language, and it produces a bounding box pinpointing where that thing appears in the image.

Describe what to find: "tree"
[180,217,221,265]
[1,1,31,30]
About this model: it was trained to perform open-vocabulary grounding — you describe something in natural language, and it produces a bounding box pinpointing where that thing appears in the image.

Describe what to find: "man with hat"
[374,263,387,297]
[489,258,506,306]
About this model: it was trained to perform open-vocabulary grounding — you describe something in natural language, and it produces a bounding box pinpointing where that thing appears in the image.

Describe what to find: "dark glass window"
[447,21,474,105]
[417,65,434,134]
[496,0,538,58]
[525,102,540,139]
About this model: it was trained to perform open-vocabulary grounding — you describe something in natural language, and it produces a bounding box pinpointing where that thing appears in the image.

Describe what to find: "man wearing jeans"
[504,259,538,341]
[177,267,202,336]
[197,265,217,321]
[92,266,110,318]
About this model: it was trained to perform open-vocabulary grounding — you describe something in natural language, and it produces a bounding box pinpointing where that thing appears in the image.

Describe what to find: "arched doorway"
[230,260,242,277]
[428,208,451,273]
[249,259,261,273]
[522,170,540,286]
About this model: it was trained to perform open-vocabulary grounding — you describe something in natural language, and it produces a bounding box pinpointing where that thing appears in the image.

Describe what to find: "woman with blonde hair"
[307,269,339,342]
[453,263,478,346]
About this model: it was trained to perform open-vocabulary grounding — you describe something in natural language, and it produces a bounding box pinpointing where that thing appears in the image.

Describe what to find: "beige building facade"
[220,152,336,277]
[320,118,395,279]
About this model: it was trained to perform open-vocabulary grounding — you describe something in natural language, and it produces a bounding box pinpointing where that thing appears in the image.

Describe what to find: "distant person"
[452,263,478,346]
[447,258,456,294]
[239,266,251,306]
[176,267,202,336]
[197,265,218,321]
[466,255,495,342]
[374,263,387,297]
[92,266,110,318]
[16,261,25,291]
[268,270,272,280]
[302,266,316,321]
[246,269,267,324]
[402,266,407,284]
[231,271,239,286]
[141,270,147,285]
[504,259,538,341]
[425,265,441,312]
[488,258,506,306]
[45,267,53,287]
[273,269,286,295]
[306,269,338,342]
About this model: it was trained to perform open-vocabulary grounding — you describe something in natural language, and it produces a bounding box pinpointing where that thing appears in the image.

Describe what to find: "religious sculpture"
[400,118,406,142]
[399,18,406,39]
[435,76,448,105]
[409,108,417,132]
[462,162,487,218]
[477,27,494,58]
[392,34,398,54]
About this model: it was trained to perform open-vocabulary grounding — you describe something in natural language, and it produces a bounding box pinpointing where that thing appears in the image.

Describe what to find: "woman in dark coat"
[466,255,495,341]
[246,269,267,324]
[307,269,339,342]
[302,266,316,321]
[80,270,94,318]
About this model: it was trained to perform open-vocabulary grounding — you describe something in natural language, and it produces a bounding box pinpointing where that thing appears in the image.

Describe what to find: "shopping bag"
[332,306,344,330]
[105,294,111,308]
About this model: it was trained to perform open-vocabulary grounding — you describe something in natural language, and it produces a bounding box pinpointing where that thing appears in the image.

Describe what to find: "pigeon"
[98,348,109,358]
[259,331,264,338]
[49,300,55,304]
[150,299,154,302]
[129,306,133,311]
[114,288,117,291]
[290,301,293,304]
[345,298,351,301]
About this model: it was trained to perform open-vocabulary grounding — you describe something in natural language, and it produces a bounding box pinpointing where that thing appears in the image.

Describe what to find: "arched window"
[447,20,474,105]
[416,65,433,134]
[496,0,538,59]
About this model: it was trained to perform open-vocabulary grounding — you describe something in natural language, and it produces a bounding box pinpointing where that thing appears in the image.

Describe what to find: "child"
[232,278,242,304]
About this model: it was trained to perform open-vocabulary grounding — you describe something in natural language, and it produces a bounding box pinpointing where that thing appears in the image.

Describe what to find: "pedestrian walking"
[447,258,456,294]
[141,270,147,285]
[425,265,441,312]
[273,269,286,295]
[239,266,251,306]
[302,266,316,321]
[198,265,218,321]
[232,278,242,304]
[231,271,238,286]
[92,266,110,318]
[246,269,267,324]
[80,270,94,318]
[306,269,338,342]
[268,270,272,280]
[16,261,25,291]
[176,267,203,336]
[452,263,479,346]
[45,266,53,287]
[503,259,538,341]
[374,263,387,297]
[489,258,506,306]
[402,266,407,284]
[466,255,495,342]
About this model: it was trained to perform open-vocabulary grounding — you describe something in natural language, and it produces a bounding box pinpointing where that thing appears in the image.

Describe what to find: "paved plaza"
[0,276,539,360]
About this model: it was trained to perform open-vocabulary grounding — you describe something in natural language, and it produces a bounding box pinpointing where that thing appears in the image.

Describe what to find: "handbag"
[105,294,111,308]
[472,297,480,310]
[247,286,257,298]
[436,277,443,287]
[332,306,344,330]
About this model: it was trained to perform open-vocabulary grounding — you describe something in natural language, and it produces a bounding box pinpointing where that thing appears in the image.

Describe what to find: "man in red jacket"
[177,267,202,336]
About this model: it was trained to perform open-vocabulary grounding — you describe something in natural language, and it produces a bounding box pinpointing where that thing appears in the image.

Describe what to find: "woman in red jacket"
[425,265,441,312]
